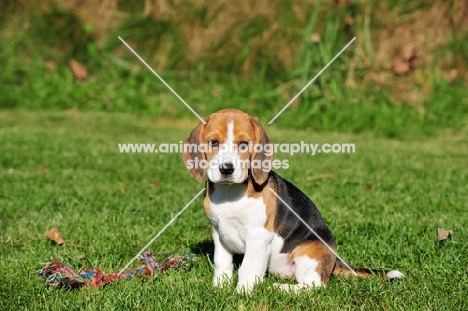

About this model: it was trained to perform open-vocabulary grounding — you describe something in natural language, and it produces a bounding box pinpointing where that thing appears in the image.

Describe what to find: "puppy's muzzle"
[219,162,235,175]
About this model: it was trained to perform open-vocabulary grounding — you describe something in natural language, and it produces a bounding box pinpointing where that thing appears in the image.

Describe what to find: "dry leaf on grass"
[444,69,459,84]
[45,60,57,70]
[437,228,453,241]
[310,33,320,43]
[393,48,420,75]
[392,56,410,75]
[66,108,81,114]
[150,180,161,188]
[68,59,89,80]
[45,228,83,247]
[365,183,372,192]
[46,228,65,245]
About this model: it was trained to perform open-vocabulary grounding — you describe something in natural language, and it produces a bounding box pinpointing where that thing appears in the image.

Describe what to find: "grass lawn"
[0,111,467,310]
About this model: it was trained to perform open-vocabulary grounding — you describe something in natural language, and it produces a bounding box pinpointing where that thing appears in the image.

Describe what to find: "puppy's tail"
[332,259,404,279]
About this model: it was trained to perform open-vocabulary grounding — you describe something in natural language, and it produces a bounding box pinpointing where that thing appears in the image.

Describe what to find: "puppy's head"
[182,109,273,185]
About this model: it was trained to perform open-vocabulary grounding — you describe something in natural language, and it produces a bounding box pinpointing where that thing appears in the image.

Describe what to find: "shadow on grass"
[190,240,244,268]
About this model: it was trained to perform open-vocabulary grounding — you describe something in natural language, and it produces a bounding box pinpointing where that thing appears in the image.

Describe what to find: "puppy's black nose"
[219,163,234,175]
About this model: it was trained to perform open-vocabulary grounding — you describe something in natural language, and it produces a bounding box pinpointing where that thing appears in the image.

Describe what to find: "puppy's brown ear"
[249,116,273,186]
[183,116,209,182]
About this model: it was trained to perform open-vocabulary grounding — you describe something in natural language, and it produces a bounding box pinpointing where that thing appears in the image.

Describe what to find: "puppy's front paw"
[273,282,324,293]
[213,272,232,288]
[236,282,254,294]
[236,277,261,294]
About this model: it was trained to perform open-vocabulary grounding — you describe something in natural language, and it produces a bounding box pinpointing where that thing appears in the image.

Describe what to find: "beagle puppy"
[183,108,403,293]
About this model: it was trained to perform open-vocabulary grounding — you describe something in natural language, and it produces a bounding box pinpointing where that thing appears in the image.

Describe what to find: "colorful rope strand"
[37,252,195,289]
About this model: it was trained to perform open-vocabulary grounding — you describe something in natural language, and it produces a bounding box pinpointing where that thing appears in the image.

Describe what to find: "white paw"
[273,282,324,293]
[213,273,232,288]
[274,283,294,291]
[386,270,404,279]
[236,279,257,294]
[236,284,254,294]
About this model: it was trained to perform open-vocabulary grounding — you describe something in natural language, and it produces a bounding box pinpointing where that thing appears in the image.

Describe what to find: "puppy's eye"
[209,140,219,148]
[238,141,249,152]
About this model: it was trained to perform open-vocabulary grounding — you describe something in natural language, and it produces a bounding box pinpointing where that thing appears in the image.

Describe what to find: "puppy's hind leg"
[275,241,336,293]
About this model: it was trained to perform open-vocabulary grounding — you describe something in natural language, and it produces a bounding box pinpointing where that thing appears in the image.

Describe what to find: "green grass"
[1,111,467,310]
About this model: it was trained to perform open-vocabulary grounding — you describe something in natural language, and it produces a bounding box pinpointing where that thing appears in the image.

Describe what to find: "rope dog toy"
[37,252,195,289]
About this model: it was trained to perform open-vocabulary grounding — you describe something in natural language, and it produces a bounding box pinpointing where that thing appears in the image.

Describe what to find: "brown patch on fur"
[332,261,358,277]
[262,186,277,233]
[290,241,336,283]
[203,182,213,215]
[246,175,277,232]
[183,116,210,183]
[332,261,387,278]
[249,116,273,186]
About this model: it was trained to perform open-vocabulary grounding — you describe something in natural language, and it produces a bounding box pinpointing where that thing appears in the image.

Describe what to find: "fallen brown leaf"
[68,59,89,80]
[66,108,81,114]
[392,56,410,75]
[150,180,161,188]
[38,165,47,173]
[444,69,458,84]
[310,33,320,43]
[45,60,57,70]
[45,227,83,247]
[46,228,65,245]
[437,228,453,241]
[344,17,354,27]
[365,183,372,192]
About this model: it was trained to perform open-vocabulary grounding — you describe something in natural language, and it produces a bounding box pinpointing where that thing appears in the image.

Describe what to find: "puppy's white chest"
[208,189,267,254]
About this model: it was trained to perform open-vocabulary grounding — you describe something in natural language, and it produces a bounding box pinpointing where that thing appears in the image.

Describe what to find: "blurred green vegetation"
[0,0,467,138]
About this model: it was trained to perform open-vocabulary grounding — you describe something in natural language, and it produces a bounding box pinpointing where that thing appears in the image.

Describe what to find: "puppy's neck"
[208,181,248,204]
